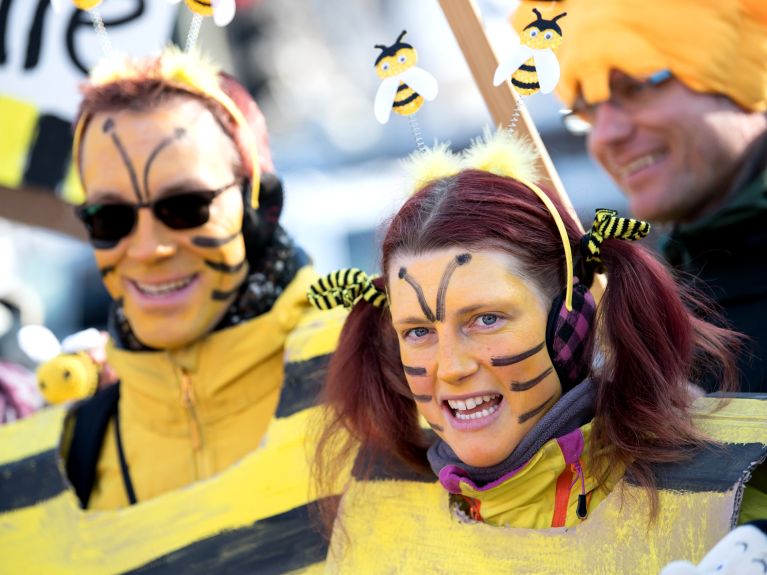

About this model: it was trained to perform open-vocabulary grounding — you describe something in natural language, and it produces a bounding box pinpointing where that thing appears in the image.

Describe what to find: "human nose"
[125,208,176,262]
[587,101,634,153]
[435,332,478,385]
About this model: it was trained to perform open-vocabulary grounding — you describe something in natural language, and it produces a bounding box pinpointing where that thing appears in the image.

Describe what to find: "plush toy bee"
[17,325,104,405]
[50,0,103,12]
[493,8,567,95]
[373,30,438,125]
[167,0,236,27]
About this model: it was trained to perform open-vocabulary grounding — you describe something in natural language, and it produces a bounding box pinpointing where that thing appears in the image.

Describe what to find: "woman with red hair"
[310,134,767,573]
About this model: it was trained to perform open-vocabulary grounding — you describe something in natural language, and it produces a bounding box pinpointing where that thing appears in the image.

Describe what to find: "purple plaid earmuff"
[545,278,596,392]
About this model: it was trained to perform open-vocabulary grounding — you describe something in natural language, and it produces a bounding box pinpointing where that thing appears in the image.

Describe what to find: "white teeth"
[620,152,665,177]
[447,395,498,410]
[135,277,194,296]
[453,402,500,420]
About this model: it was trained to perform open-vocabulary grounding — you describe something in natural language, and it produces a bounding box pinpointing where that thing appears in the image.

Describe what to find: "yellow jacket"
[0,266,348,573]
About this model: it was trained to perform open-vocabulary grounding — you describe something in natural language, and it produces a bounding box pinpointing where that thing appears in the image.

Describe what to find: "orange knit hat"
[510,0,767,112]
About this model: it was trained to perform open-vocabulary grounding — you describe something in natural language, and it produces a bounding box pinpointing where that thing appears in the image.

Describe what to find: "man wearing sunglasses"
[537,0,767,392]
[0,49,346,572]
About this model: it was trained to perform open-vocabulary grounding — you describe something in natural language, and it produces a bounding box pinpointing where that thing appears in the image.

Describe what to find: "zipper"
[179,366,203,453]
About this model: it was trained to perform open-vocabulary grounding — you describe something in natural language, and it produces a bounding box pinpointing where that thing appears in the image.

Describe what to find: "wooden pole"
[437,0,580,229]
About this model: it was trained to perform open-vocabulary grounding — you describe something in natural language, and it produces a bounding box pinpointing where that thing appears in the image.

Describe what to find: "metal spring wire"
[408,114,427,153]
[185,14,204,52]
[89,9,113,57]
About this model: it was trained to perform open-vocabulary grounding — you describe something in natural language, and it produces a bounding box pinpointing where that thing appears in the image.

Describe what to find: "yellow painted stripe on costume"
[693,397,767,444]
[0,405,347,573]
[0,404,68,465]
[0,96,39,189]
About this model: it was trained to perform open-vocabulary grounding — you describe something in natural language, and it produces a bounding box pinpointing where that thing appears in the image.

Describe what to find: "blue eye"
[406,327,430,339]
[479,314,498,326]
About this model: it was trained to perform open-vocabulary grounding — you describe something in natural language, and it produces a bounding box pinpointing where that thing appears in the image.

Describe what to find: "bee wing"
[61,328,104,355]
[212,0,236,26]
[17,325,62,364]
[374,77,400,124]
[400,67,439,101]
[50,0,70,13]
[493,44,534,86]
[532,50,561,94]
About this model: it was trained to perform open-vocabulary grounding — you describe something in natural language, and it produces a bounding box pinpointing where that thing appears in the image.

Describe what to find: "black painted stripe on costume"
[518,394,554,424]
[397,83,409,92]
[519,63,536,72]
[436,253,471,322]
[275,354,331,418]
[403,365,427,376]
[510,367,553,392]
[511,78,540,91]
[352,442,437,483]
[23,114,71,190]
[0,449,68,513]
[204,259,247,274]
[413,394,432,403]
[491,342,545,366]
[103,118,143,203]
[393,91,419,108]
[399,267,436,322]
[142,128,185,198]
[123,499,337,575]
[192,231,240,248]
[626,442,767,493]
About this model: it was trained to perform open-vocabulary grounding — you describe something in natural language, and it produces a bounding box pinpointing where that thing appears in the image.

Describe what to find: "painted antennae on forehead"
[103,117,143,203]
[399,267,436,322]
[143,128,186,199]
[491,342,545,366]
[435,253,471,321]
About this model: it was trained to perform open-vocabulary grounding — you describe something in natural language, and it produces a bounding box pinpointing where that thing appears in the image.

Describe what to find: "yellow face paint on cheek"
[391,248,562,467]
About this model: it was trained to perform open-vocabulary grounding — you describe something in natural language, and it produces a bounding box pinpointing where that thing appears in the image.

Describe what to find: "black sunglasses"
[76,180,241,245]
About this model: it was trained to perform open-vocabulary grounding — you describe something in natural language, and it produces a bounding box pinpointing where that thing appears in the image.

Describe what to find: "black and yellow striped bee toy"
[373,30,438,124]
[494,8,567,95]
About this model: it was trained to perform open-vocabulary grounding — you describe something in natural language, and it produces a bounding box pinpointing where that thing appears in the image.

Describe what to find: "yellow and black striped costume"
[328,396,767,573]
[0,267,347,573]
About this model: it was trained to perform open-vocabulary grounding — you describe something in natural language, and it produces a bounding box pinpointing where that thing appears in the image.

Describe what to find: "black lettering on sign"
[0,0,12,65]
[24,0,50,70]
[66,0,146,75]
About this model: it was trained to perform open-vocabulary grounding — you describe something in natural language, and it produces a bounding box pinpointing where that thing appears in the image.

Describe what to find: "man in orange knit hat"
[522,0,767,392]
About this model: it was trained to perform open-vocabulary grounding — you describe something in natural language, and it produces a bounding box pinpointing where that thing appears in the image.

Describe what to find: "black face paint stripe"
[413,394,432,403]
[398,267,435,322]
[142,128,185,199]
[518,394,555,424]
[510,366,554,392]
[403,365,427,376]
[428,422,443,432]
[192,231,240,248]
[491,342,545,366]
[204,259,247,274]
[212,285,241,301]
[435,253,471,322]
[103,118,143,202]
[100,265,115,278]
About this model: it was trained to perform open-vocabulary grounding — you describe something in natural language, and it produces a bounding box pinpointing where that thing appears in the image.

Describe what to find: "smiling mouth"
[131,275,197,297]
[445,394,502,421]
[618,150,667,179]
